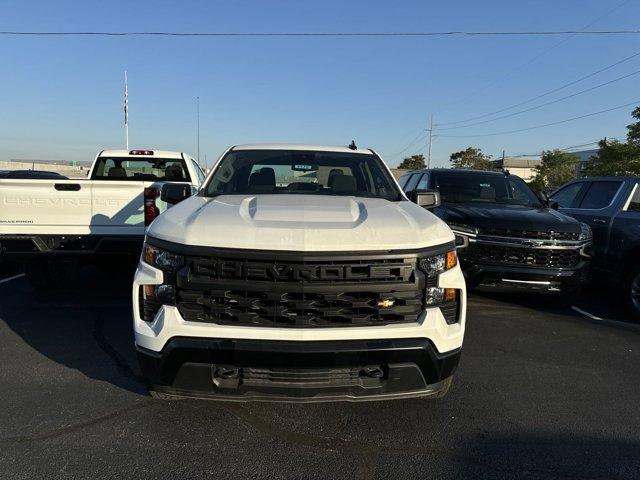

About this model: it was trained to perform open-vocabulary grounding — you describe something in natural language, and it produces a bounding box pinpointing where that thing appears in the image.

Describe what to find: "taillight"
[130,150,154,155]
[144,187,160,226]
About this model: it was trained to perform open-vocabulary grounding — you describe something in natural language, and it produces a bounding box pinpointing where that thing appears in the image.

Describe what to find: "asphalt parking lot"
[0,263,639,480]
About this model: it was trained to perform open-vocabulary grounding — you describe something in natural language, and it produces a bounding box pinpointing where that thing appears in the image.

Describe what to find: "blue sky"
[1,0,639,168]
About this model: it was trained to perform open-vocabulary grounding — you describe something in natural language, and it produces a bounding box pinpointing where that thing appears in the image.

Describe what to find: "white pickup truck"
[134,144,466,402]
[0,149,205,286]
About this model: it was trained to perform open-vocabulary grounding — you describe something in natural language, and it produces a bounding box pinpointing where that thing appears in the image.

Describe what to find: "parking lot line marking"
[571,306,604,321]
[0,273,25,285]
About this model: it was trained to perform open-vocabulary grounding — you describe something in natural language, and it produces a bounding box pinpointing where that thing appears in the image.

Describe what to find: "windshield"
[203,149,402,201]
[91,157,191,182]
[431,171,542,208]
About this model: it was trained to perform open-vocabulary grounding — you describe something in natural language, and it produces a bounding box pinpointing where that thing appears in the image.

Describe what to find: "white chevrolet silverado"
[0,149,205,286]
[134,144,466,402]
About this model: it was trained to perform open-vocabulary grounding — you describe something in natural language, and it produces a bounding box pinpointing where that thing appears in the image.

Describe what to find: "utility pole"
[124,71,129,150]
[427,115,434,168]
[196,96,200,164]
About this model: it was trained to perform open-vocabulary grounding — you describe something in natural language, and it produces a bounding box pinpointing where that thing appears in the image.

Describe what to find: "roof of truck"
[231,143,372,155]
[98,149,187,159]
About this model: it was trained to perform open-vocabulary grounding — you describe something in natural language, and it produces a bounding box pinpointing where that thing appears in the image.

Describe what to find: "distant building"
[492,157,541,181]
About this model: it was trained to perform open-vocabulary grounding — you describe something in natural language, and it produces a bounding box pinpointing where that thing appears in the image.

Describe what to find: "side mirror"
[548,199,559,210]
[161,183,192,205]
[411,189,441,209]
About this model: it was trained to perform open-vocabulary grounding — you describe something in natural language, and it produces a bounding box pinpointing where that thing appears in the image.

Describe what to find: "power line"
[438,100,640,138]
[434,0,633,114]
[438,49,640,126]
[509,141,602,158]
[437,68,640,130]
[1,30,640,37]
[391,131,427,158]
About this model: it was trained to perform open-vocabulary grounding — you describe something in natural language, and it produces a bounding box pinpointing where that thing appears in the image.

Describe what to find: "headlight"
[143,243,184,271]
[578,223,592,242]
[418,250,457,278]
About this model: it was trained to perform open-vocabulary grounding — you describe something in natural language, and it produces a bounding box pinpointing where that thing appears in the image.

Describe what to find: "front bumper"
[462,260,590,293]
[137,337,461,402]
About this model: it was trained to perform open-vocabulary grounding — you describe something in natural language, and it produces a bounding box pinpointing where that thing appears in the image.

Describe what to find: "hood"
[148,194,454,252]
[434,202,582,233]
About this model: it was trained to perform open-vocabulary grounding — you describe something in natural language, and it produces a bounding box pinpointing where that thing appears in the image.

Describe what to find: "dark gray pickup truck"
[551,176,640,319]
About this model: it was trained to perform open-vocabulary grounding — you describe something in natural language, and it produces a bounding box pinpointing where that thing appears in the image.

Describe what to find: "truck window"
[204,149,401,201]
[91,157,191,182]
[431,171,541,207]
[403,173,422,193]
[416,173,430,190]
[578,181,622,209]
[625,184,640,212]
[398,174,411,189]
[551,182,584,208]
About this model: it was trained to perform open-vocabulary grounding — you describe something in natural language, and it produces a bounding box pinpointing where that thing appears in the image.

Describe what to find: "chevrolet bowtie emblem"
[378,299,395,308]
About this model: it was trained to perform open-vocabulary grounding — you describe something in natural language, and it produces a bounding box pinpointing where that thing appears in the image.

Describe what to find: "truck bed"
[0,178,167,237]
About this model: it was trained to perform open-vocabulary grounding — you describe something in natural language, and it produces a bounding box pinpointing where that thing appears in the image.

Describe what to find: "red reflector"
[144,187,159,200]
[129,150,154,155]
[144,204,160,226]
[144,187,160,226]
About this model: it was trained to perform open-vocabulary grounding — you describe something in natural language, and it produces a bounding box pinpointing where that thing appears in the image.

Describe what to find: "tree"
[530,149,578,193]
[586,106,640,176]
[398,154,426,170]
[449,147,493,170]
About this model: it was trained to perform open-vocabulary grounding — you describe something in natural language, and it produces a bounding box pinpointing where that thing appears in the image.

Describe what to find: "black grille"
[176,288,423,328]
[478,228,579,241]
[139,286,160,323]
[462,244,580,268]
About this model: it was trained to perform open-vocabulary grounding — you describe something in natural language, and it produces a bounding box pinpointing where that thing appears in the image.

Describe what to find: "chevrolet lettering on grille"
[192,259,414,283]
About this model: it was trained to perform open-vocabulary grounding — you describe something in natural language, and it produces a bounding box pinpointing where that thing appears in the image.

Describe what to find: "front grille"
[173,251,430,328]
[462,243,580,268]
[176,288,423,327]
[478,228,579,241]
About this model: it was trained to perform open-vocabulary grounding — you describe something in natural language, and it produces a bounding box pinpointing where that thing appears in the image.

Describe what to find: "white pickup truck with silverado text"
[134,144,466,402]
[0,149,205,286]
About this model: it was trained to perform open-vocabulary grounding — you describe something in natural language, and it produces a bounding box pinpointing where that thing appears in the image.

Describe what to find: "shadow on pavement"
[0,263,146,395]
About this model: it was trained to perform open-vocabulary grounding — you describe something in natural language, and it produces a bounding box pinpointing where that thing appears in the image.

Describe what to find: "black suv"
[399,168,592,298]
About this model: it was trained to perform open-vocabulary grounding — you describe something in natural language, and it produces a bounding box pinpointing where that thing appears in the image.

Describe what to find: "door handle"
[593,219,606,224]
[54,183,81,191]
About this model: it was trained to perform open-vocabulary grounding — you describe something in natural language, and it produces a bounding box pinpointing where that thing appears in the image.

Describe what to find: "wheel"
[23,260,56,288]
[624,266,640,322]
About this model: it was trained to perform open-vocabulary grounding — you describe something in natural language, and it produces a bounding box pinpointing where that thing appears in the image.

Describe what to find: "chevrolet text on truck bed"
[0,149,205,287]
[134,144,466,402]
